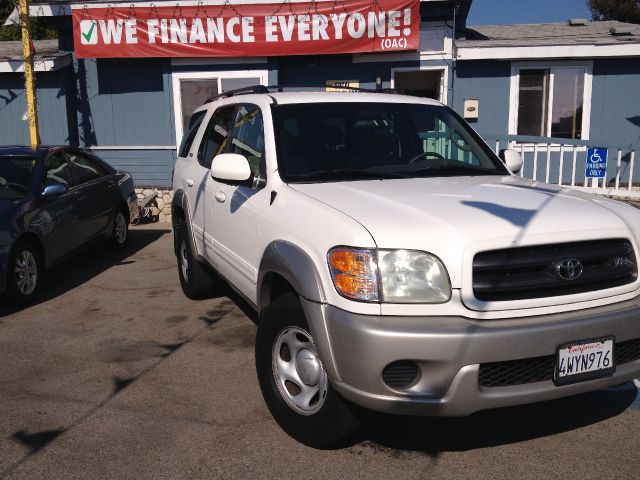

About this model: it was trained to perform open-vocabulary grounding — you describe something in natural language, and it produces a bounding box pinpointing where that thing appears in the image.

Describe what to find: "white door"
[206,103,269,302]
[195,104,238,259]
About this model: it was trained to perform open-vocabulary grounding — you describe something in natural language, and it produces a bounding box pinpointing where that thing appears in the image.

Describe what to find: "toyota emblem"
[555,259,584,281]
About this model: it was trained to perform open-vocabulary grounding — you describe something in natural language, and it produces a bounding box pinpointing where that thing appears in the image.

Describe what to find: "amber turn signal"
[327,247,379,302]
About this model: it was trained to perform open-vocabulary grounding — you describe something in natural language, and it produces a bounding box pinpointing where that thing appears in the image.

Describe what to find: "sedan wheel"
[15,250,38,296]
[110,210,129,250]
[4,241,41,305]
[115,212,127,245]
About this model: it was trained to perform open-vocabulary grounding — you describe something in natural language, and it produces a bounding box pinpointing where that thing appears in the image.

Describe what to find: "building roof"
[460,21,640,48]
[0,39,67,62]
[0,40,71,72]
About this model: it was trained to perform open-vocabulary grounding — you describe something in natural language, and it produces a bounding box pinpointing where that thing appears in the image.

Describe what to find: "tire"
[5,240,41,305]
[110,208,129,250]
[175,220,217,300]
[256,293,361,449]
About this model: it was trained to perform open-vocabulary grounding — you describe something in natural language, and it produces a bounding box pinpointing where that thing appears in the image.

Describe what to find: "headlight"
[327,247,451,303]
[378,250,451,303]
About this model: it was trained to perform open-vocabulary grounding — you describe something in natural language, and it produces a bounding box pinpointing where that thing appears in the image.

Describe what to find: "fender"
[257,240,327,311]
[171,189,202,261]
[258,240,340,380]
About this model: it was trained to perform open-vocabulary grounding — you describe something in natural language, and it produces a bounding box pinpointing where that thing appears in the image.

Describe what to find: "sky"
[467,0,592,25]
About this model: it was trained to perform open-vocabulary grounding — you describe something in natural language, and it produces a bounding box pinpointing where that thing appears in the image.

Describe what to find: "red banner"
[71,0,420,58]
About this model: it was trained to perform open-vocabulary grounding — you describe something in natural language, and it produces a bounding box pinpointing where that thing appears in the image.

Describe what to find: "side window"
[230,104,265,176]
[67,151,107,185]
[198,105,237,169]
[178,110,206,158]
[44,153,73,187]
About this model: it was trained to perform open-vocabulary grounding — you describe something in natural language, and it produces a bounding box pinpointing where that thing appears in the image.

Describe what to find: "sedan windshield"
[272,102,509,183]
[0,156,37,200]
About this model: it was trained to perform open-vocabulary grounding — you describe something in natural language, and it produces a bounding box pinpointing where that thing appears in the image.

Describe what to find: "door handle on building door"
[214,192,226,203]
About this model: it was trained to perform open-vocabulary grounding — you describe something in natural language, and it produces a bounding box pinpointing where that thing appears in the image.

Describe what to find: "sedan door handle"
[214,191,226,203]
[186,178,194,187]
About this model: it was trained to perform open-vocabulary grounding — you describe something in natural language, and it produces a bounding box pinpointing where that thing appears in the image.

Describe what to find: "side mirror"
[500,149,523,174]
[41,183,68,197]
[210,153,252,184]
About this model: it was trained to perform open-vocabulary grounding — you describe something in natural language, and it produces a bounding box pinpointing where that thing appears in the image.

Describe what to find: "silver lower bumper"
[301,296,640,416]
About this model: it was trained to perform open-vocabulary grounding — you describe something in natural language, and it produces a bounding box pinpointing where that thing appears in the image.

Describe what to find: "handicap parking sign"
[585,147,608,178]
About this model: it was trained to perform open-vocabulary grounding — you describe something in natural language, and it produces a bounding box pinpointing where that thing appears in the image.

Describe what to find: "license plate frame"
[554,336,616,386]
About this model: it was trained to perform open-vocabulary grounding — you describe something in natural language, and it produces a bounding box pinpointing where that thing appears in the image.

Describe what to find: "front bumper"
[301,296,640,416]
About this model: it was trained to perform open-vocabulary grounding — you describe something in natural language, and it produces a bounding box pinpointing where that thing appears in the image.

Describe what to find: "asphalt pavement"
[0,225,639,480]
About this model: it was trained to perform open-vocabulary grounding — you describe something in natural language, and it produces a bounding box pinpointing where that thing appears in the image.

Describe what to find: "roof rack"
[205,84,400,103]
[205,85,270,103]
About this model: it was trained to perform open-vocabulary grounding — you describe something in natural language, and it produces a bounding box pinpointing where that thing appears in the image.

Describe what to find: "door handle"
[214,191,226,203]
[186,178,194,187]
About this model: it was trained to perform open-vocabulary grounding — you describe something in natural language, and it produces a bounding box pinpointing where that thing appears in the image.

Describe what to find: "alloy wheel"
[115,212,127,245]
[15,250,37,296]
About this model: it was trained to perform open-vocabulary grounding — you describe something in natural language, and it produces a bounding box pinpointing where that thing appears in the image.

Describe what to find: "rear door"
[175,109,208,255]
[39,152,84,262]
[65,149,115,241]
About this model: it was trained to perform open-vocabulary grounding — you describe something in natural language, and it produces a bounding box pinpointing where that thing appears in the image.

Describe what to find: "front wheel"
[256,293,361,449]
[5,241,41,305]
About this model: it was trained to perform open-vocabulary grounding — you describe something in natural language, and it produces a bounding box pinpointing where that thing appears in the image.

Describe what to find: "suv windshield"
[272,102,508,183]
[0,156,37,200]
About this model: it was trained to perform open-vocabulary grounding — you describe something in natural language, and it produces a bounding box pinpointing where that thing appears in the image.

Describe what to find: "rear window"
[179,110,206,158]
[0,156,37,200]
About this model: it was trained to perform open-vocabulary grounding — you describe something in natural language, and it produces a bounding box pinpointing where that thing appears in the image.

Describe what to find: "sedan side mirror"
[42,183,68,197]
[500,149,523,174]
[210,153,252,184]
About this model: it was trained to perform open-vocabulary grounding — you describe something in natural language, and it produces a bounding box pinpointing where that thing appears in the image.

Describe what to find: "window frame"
[197,104,238,169]
[42,151,75,189]
[508,61,593,143]
[228,103,267,181]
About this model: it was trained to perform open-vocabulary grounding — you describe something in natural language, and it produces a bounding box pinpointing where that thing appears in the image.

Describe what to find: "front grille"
[473,239,637,302]
[479,338,640,388]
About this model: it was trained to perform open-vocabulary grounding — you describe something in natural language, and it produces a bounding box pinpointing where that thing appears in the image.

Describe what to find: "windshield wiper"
[289,168,407,182]
[399,164,500,177]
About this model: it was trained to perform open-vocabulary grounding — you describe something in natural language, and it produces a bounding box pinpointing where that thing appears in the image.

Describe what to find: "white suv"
[172,87,640,448]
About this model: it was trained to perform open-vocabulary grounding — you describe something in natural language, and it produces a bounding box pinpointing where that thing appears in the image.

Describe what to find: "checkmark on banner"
[79,20,97,45]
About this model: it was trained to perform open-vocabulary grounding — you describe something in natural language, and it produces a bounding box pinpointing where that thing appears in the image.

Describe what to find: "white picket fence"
[486,135,640,199]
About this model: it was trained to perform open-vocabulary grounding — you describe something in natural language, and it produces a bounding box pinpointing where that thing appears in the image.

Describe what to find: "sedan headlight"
[328,247,451,303]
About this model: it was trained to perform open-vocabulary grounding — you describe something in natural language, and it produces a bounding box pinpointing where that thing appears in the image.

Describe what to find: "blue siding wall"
[0,70,70,145]
[591,58,640,149]
[452,60,511,136]
[73,58,176,186]
[276,54,420,90]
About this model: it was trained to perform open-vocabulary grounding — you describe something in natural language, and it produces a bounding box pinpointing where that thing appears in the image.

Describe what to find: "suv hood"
[290,175,637,289]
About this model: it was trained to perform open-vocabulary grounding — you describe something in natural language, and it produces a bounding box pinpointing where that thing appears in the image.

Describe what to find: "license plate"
[554,336,615,386]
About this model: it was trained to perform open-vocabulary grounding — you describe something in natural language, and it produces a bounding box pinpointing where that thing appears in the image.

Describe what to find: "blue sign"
[585,147,608,178]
